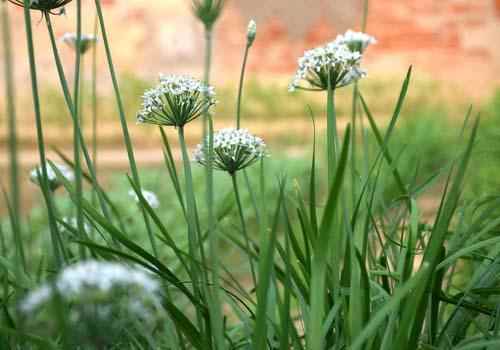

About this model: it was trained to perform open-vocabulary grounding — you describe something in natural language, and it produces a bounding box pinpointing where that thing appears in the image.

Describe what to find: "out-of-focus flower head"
[289,41,365,92]
[29,162,74,191]
[58,216,92,236]
[7,0,72,15]
[247,19,257,47]
[192,0,225,30]
[128,189,160,209]
[137,74,216,128]
[335,29,377,54]
[61,32,98,55]
[20,260,165,347]
[193,128,267,174]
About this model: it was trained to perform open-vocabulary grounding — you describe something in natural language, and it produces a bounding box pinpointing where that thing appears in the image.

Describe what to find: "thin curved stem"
[236,44,250,129]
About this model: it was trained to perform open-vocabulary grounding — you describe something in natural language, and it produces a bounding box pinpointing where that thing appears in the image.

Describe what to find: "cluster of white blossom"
[193,128,267,173]
[137,74,216,127]
[335,29,377,53]
[29,162,74,190]
[20,260,161,316]
[128,189,160,209]
[61,32,98,54]
[289,29,376,92]
[8,0,71,13]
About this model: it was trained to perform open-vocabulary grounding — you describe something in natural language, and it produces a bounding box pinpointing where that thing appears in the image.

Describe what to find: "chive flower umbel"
[29,162,74,191]
[289,41,365,92]
[7,0,72,15]
[335,29,377,54]
[61,32,98,55]
[128,189,160,209]
[193,128,267,174]
[20,260,164,347]
[137,74,216,128]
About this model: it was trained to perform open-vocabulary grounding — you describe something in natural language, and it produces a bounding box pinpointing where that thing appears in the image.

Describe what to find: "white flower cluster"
[20,260,161,315]
[335,29,377,53]
[193,128,267,173]
[61,32,98,54]
[128,189,160,209]
[29,162,74,190]
[137,74,216,127]
[289,29,376,92]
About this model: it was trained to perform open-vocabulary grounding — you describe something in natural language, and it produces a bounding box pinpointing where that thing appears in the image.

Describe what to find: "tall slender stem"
[326,85,338,185]
[231,173,257,286]
[93,0,157,255]
[92,16,99,176]
[236,44,250,129]
[177,126,205,330]
[22,3,63,268]
[2,0,26,272]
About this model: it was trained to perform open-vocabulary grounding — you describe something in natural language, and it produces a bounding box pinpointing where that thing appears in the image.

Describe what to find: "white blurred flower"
[137,74,216,127]
[335,29,377,53]
[289,41,365,92]
[29,162,74,191]
[21,260,161,313]
[61,32,98,54]
[59,216,92,235]
[194,128,267,174]
[128,189,160,209]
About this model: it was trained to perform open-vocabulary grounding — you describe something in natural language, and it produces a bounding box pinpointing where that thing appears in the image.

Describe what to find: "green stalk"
[93,0,158,256]
[231,173,257,286]
[326,84,338,185]
[72,0,86,257]
[236,44,250,129]
[1,0,26,272]
[177,126,205,332]
[203,27,225,349]
[91,16,99,177]
[44,12,116,249]
[22,1,63,268]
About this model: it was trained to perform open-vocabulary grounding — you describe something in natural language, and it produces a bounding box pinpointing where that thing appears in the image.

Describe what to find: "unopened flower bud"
[247,19,257,47]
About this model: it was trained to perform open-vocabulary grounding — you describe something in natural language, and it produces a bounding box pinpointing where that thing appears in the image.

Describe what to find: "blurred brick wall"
[1,0,499,95]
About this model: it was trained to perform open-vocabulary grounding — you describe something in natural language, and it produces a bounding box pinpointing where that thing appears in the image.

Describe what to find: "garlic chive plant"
[194,127,267,285]
[137,74,216,127]
[7,0,71,14]
[20,260,165,348]
[335,29,377,54]
[61,32,98,55]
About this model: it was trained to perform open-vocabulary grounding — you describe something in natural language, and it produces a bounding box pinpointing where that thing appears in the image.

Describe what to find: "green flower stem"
[93,0,158,256]
[203,27,225,350]
[72,0,86,258]
[236,44,250,129]
[351,83,359,209]
[327,84,338,185]
[91,16,99,177]
[2,0,26,272]
[231,173,257,286]
[22,1,64,268]
[177,125,206,331]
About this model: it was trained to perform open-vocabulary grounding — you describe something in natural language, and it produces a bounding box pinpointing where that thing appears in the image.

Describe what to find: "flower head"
[247,19,257,47]
[194,128,267,174]
[128,189,160,209]
[20,260,164,347]
[192,0,224,30]
[61,32,98,54]
[29,162,74,191]
[335,29,377,53]
[289,41,365,92]
[7,0,72,15]
[137,74,216,127]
